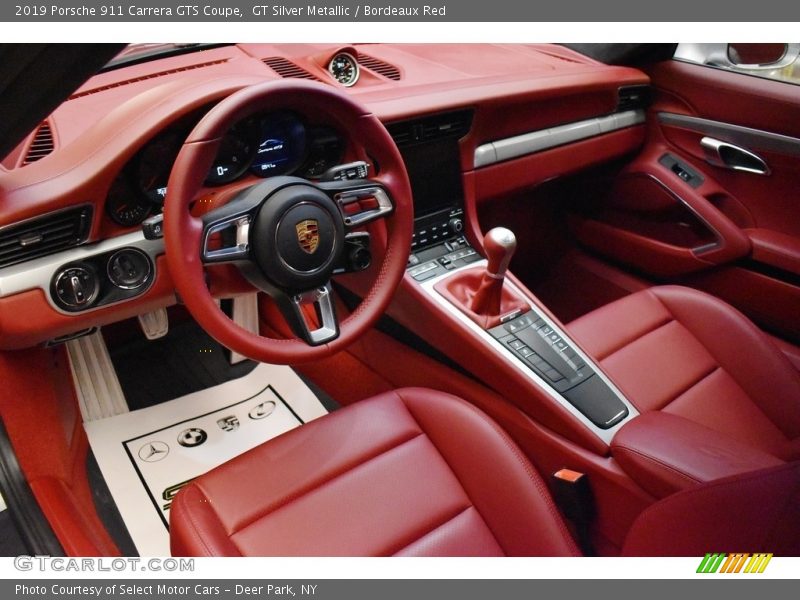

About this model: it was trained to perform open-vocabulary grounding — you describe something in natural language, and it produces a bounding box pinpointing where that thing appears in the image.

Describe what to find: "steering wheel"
[163,81,413,364]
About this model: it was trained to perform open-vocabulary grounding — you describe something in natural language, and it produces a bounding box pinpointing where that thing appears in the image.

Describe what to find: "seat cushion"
[170,388,580,557]
[568,285,800,460]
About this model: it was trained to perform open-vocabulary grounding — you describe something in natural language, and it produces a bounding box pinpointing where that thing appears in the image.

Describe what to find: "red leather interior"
[623,462,800,556]
[611,412,784,499]
[434,267,528,329]
[170,388,580,557]
[568,285,800,460]
[746,228,800,276]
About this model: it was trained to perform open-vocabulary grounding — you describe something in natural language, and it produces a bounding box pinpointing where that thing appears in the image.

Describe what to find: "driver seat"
[169,388,800,556]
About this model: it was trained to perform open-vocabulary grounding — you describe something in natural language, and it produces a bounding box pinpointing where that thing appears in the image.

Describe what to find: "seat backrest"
[623,462,800,556]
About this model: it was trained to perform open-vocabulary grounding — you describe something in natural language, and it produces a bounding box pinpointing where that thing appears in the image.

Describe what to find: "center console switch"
[407,236,482,281]
[489,312,628,429]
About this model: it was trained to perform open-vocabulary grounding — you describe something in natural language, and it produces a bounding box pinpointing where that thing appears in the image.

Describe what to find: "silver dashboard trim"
[658,112,800,158]
[417,260,638,445]
[0,231,165,315]
[474,109,646,169]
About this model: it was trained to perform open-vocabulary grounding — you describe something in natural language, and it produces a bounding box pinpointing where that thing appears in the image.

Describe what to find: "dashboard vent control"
[357,54,401,80]
[617,85,651,112]
[0,205,92,269]
[263,57,320,81]
[23,121,55,165]
[387,110,474,148]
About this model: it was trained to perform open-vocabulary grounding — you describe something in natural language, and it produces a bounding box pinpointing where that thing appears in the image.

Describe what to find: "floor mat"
[84,362,328,556]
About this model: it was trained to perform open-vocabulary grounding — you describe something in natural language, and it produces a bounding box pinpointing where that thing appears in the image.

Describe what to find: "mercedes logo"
[138,441,170,463]
[249,400,277,420]
[177,428,208,448]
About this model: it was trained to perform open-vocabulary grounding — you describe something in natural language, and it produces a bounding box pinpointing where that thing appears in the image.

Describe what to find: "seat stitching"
[596,316,673,361]
[231,427,424,536]
[657,365,720,411]
[179,485,240,557]
[388,505,477,556]
[397,389,581,556]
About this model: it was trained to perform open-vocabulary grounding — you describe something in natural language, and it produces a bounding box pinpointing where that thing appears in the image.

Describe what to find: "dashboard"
[105,111,345,227]
[0,43,649,349]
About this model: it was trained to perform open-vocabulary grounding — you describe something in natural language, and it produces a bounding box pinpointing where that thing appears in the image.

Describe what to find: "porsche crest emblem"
[295,219,320,254]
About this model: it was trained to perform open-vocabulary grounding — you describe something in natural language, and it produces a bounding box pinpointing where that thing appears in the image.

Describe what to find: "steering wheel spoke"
[318,179,394,231]
[200,192,262,265]
[275,283,340,346]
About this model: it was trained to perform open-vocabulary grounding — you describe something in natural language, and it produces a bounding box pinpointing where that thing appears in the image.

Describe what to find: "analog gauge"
[135,130,184,206]
[106,176,152,227]
[328,52,360,87]
[206,127,256,185]
[299,127,345,178]
[250,114,307,177]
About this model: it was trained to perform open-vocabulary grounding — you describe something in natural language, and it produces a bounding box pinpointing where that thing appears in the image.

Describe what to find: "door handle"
[700,136,771,175]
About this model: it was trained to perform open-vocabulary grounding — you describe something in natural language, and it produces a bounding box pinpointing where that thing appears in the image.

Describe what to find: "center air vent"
[618,85,651,112]
[23,121,55,165]
[0,206,92,270]
[387,110,474,148]
[357,54,401,81]
[263,57,320,81]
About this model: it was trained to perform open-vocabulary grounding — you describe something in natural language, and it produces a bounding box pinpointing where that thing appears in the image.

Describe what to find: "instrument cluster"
[105,112,345,227]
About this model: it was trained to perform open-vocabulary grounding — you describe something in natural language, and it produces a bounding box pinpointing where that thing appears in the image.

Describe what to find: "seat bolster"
[399,388,580,557]
[171,484,241,557]
[623,462,800,556]
[652,286,800,439]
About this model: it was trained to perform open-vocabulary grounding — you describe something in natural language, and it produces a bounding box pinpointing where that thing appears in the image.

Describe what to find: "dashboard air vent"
[263,57,320,81]
[69,60,229,99]
[387,110,474,148]
[357,54,401,81]
[23,121,55,165]
[618,85,651,112]
[0,206,92,269]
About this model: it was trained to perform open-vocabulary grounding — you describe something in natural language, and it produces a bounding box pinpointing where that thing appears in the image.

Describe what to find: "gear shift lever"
[435,227,528,329]
[470,227,518,316]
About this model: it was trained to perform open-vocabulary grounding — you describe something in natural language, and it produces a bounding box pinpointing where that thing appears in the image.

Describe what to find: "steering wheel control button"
[107,248,152,290]
[177,428,207,448]
[52,264,100,310]
[249,401,276,420]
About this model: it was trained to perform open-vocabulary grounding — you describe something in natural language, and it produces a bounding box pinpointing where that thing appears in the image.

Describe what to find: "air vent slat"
[387,110,474,148]
[0,206,92,269]
[22,122,55,165]
[357,54,401,81]
[69,60,229,100]
[618,85,651,112]
[263,57,320,81]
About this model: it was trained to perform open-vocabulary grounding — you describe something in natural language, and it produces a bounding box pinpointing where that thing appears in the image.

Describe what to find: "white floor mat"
[84,362,328,556]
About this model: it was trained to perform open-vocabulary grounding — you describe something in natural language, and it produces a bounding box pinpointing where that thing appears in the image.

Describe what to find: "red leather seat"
[169,388,581,556]
[568,285,800,460]
[170,386,800,556]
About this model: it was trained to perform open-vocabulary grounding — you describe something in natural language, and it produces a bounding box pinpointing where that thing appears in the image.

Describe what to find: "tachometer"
[328,52,360,87]
[207,128,255,185]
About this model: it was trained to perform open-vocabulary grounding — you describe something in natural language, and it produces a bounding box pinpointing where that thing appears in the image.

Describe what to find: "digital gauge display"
[250,115,306,177]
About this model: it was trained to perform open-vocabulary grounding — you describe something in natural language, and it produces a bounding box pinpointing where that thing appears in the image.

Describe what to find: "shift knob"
[483,227,517,279]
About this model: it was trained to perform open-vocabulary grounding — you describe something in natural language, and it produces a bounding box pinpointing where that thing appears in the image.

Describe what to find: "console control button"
[107,248,152,290]
[53,264,100,310]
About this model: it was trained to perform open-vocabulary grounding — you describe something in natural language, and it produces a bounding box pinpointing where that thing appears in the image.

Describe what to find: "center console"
[390,110,638,446]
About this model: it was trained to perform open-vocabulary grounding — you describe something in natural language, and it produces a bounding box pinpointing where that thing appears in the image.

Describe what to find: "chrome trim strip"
[474,109,646,169]
[659,112,800,158]
[0,231,165,314]
[417,260,638,445]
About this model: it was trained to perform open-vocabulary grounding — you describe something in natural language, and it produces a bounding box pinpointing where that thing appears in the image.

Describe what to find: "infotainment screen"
[398,137,465,219]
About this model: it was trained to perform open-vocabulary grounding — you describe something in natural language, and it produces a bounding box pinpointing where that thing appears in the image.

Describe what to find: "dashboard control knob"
[107,248,152,290]
[448,218,464,234]
[53,265,99,310]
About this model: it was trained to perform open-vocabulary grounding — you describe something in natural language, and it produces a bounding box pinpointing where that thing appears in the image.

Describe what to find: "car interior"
[0,42,798,558]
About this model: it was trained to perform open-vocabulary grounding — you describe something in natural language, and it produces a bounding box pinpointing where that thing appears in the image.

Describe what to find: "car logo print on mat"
[177,428,208,448]
[138,441,170,462]
[249,400,277,420]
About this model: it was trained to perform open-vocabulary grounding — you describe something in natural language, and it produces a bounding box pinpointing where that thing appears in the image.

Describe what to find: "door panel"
[572,56,800,341]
